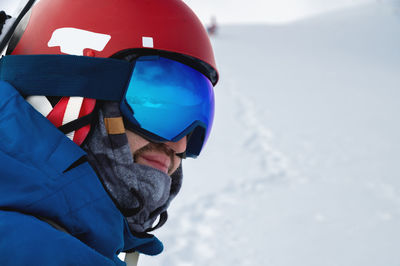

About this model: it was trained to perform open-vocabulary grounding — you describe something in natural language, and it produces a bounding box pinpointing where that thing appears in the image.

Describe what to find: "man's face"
[126,130,187,175]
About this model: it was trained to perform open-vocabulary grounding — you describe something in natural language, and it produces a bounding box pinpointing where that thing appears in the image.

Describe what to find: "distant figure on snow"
[207,15,218,36]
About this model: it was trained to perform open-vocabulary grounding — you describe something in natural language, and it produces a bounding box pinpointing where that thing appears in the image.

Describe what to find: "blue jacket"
[0,81,163,265]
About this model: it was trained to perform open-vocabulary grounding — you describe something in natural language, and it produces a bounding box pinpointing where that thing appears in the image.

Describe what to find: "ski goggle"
[120,56,215,158]
[0,54,215,157]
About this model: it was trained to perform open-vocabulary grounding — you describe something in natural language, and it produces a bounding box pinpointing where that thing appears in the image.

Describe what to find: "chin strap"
[145,211,168,232]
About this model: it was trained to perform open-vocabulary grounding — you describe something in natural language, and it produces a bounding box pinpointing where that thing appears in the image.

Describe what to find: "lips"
[138,153,171,174]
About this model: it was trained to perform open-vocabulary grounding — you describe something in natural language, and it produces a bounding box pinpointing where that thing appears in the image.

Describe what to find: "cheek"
[126,131,150,154]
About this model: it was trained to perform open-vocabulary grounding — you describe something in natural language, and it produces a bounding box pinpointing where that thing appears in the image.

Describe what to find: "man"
[0,0,218,265]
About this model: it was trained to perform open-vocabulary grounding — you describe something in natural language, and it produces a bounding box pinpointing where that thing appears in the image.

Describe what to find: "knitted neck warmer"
[82,102,183,234]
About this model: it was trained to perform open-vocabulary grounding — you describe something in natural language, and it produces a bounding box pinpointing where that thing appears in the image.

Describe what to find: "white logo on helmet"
[48,28,111,55]
[142,37,154,48]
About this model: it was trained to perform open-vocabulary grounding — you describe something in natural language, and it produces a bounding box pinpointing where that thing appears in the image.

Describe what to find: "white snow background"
[140,1,400,266]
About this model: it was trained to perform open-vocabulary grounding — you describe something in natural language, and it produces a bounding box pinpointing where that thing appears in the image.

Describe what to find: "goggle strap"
[0,54,132,101]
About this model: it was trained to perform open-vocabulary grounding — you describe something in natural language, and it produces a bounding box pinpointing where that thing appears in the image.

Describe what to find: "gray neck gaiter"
[82,102,183,233]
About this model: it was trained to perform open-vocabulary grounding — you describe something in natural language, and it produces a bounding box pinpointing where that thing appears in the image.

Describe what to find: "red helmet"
[8,0,218,147]
[10,0,218,85]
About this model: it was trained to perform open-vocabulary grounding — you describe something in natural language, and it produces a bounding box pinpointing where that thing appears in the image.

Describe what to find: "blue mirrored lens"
[123,56,214,157]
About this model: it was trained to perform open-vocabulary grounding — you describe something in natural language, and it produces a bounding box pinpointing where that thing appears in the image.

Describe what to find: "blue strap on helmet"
[0,54,133,101]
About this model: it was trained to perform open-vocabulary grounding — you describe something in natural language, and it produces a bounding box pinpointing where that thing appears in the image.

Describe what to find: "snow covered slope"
[141,2,400,265]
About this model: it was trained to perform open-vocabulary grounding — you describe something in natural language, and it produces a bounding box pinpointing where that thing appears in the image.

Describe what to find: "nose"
[165,136,187,154]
